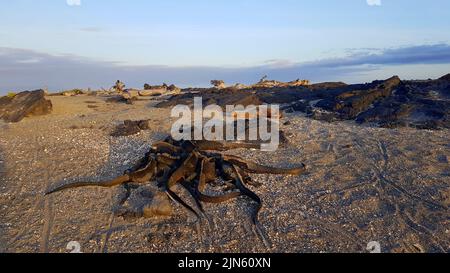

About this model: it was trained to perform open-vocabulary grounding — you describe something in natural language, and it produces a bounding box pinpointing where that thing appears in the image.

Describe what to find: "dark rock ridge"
[313,76,402,120]
[439,73,450,81]
[157,87,263,109]
[158,74,450,130]
[0,90,52,123]
[355,80,450,129]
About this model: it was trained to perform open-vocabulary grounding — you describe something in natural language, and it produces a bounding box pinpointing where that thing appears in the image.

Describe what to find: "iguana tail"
[45,175,130,195]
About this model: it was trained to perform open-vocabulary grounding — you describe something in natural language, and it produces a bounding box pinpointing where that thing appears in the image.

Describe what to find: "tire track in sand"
[39,148,55,253]
[100,190,116,253]
[7,135,50,250]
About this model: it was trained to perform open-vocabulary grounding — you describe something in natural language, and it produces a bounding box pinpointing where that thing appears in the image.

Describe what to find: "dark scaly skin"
[194,140,261,152]
[156,153,180,166]
[45,158,158,195]
[45,174,131,195]
[198,157,216,192]
[197,191,241,204]
[160,153,204,219]
[165,188,201,219]
[231,164,271,248]
[128,158,158,183]
[151,141,182,155]
[231,164,262,224]
[185,155,243,205]
[166,152,199,189]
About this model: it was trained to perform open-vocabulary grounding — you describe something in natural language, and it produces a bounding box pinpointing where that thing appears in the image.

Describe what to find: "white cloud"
[367,0,382,6]
[66,0,81,6]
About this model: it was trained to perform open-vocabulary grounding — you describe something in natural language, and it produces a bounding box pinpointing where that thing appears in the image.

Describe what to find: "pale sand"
[0,95,449,253]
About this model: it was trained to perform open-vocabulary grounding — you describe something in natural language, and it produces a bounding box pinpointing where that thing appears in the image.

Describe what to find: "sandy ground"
[0,95,449,253]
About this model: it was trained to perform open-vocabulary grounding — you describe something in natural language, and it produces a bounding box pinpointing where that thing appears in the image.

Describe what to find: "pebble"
[437,155,448,163]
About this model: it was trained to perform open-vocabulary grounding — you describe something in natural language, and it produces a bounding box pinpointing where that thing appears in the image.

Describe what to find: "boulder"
[142,84,179,96]
[0,90,52,122]
[144,83,167,91]
[315,76,401,119]
[111,119,151,137]
[251,77,310,89]
[355,82,450,129]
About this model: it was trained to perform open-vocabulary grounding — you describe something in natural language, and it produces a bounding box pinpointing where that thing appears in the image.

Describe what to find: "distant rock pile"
[103,81,181,104]
[208,77,310,90]
[61,89,87,97]
[252,76,310,88]
[141,83,181,96]
[0,90,53,122]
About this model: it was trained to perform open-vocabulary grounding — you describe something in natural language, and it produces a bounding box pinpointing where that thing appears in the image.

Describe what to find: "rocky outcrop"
[439,73,450,81]
[157,88,262,109]
[61,89,86,97]
[139,89,165,97]
[0,90,52,122]
[252,77,310,88]
[140,85,166,97]
[158,74,450,130]
[111,119,151,137]
[107,83,182,104]
[315,76,402,120]
[299,75,450,129]
[355,78,450,129]
[142,83,181,96]
[309,82,348,91]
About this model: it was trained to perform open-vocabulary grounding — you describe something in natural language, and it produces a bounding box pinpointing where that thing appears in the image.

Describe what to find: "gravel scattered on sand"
[0,95,449,253]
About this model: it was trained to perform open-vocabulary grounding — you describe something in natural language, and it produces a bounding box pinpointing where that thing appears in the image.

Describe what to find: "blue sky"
[1,0,450,92]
